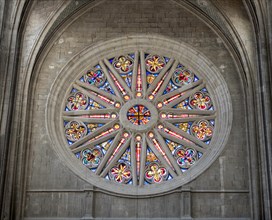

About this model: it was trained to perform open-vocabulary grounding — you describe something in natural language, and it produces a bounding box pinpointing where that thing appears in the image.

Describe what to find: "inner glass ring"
[127,105,151,125]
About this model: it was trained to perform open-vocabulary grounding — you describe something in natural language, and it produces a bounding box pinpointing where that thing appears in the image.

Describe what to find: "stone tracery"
[62,52,217,188]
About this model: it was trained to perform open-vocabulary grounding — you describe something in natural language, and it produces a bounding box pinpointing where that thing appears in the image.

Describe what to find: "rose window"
[61,51,218,190]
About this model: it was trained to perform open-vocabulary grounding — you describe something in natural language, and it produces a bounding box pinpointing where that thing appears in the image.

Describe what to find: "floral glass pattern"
[65,121,87,142]
[67,92,89,111]
[145,163,168,183]
[62,52,216,187]
[172,68,194,86]
[145,55,166,73]
[189,91,211,110]
[81,148,103,169]
[84,69,106,87]
[191,120,213,141]
[174,148,197,171]
[113,55,134,74]
[109,162,132,183]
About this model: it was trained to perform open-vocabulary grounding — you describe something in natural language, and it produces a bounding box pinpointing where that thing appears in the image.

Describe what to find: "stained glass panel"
[62,51,217,187]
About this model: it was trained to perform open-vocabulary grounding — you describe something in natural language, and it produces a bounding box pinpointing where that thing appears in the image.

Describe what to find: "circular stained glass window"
[46,37,231,196]
[63,52,217,186]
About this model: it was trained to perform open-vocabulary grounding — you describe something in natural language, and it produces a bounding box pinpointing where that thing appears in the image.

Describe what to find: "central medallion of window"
[127,105,151,125]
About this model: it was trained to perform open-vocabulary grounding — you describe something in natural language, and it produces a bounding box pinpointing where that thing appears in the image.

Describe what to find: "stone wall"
[19,0,251,219]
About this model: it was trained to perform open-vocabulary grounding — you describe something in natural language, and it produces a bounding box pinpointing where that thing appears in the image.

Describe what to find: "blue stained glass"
[194,75,199,81]
[165,139,184,154]
[121,71,133,88]
[94,139,113,155]
[105,175,110,180]
[164,56,170,63]
[177,63,184,68]
[75,152,80,159]
[198,152,203,158]
[108,57,114,64]
[99,81,115,95]
[118,147,131,165]
[163,67,199,96]
[127,105,151,125]
[167,174,173,180]
[71,88,78,93]
[129,53,135,59]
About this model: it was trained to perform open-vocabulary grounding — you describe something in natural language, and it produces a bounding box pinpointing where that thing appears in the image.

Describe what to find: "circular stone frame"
[46,35,232,196]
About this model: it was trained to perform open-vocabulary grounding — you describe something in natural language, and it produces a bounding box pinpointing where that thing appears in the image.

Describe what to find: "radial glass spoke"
[157,79,203,103]
[146,131,177,178]
[160,108,216,116]
[73,83,113,108]
[159,83,205,109]
[69,120,119,151]
[139,134,147,186]
[95,130,123,175]
[100,134,132,178]
[157,127,206,153]
[76,80,121,103]
[99,61,123,100]
[161,115,216,123]
[104,58,133,99]
[154,129,182,175]
[131,51,140,98]
[140,51,147,96]
[162,122,209,149]
[63,116,111,124]
[130,135,138,186]
[63,108,118,116]
[151,60,179,101]
[146,59,175,99]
